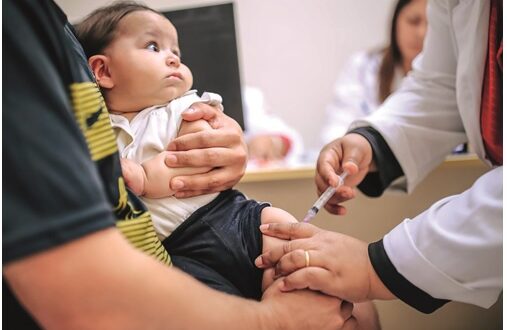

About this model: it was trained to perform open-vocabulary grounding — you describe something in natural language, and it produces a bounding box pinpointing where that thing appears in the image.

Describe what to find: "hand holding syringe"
[302,169,350,223]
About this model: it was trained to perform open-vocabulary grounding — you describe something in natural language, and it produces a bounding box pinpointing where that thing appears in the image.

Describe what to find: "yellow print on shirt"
[115,177,171,264]
[70,82,171,265]
[70,82,117,161]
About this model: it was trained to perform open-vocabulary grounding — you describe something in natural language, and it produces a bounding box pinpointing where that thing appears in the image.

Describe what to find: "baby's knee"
[260,207,298,225]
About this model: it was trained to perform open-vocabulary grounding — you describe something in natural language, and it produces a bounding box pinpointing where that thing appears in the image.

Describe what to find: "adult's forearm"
[4,228,265,330]
[380,167,502,310]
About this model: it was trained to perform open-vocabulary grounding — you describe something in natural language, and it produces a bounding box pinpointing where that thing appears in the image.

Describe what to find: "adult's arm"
[4,228,356,330]
[165,104,248,198]
[353,0,501,312]
[258,168,502,312]
[278,0,501,313]
[372,166,502,312]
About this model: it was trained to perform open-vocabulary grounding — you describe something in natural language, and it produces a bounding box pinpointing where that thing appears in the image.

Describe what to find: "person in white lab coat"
[321,0,427,144]
[256,0,502,314]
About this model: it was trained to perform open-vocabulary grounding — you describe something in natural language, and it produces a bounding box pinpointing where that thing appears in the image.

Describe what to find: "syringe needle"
[302,170,349,223]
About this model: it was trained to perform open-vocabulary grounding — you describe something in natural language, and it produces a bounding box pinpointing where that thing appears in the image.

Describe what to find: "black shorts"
[162,189,270,300]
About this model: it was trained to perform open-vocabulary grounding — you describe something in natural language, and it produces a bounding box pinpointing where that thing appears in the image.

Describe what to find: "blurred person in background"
[321,0,427,144]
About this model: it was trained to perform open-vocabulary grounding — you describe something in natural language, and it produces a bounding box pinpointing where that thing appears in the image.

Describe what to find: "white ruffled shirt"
[110,90,221,240]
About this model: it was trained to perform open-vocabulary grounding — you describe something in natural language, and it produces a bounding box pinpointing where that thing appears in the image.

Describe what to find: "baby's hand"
[120,158,146,196]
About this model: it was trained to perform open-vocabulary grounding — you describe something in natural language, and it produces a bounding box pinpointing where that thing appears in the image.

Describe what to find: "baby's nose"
[166,53,180,66]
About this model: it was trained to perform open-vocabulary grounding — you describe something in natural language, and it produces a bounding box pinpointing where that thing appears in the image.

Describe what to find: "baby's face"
[104,10,193,112]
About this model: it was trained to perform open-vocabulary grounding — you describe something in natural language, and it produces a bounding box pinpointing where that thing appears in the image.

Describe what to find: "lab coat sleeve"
[321,52,378,145]
[359,0,502,311]
[378,166,503,310]
[350,1,468,193]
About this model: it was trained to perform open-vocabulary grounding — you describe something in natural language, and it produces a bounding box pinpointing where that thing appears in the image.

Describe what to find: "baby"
[76,1,297,299]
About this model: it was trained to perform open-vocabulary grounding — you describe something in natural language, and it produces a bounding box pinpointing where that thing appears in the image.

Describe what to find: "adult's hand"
[315,133,374,215]
[165,103,247,198]
[260,278,358,330]
[255,222,395,303]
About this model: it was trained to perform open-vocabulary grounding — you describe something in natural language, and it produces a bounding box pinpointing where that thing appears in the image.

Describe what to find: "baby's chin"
[159,88,192,104]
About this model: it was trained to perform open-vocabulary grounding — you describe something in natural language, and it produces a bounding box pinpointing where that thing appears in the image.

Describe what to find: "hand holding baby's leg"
[259,211,380,330]
[259,207,298,292]
[120,158,146,196]
[255,222,395,302]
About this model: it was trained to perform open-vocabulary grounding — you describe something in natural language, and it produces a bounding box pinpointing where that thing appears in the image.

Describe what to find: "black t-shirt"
[4,0,170,327]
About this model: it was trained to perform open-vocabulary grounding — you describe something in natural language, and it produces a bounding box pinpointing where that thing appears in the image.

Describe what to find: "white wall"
[57,0,397,152]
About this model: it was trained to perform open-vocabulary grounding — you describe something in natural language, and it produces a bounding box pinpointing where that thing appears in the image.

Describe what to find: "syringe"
[302,170,349,223]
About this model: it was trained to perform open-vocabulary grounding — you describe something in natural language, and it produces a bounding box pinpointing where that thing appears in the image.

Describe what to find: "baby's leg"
[259,207,298,291]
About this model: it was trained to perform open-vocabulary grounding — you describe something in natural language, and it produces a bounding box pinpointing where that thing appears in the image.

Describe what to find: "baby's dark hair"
[75,1,162,58]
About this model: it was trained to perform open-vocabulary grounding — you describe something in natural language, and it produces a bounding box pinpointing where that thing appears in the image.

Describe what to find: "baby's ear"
[89,55,114,88]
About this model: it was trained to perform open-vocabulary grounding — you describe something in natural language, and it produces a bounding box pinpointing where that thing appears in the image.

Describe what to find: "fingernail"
[172,179,184,190]
[165,154,177,164]
[184,107,195,114]
[254,256,264,267]
[259,224,269,232]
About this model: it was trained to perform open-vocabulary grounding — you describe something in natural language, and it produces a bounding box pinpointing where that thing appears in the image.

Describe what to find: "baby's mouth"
[167,72,183,80]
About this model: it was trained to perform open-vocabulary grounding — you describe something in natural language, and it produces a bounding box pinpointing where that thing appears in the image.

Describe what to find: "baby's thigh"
[260,206,298,226]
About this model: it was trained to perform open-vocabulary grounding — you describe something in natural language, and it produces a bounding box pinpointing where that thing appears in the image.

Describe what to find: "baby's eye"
[146,42,159,52]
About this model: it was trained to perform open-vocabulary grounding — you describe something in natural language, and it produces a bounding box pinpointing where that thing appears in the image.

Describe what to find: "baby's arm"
[121,118,213,198]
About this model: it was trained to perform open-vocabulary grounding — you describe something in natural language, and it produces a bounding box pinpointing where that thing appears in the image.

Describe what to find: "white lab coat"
[350,0,502,308]
[321,51,403,145]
